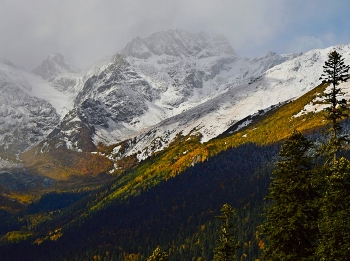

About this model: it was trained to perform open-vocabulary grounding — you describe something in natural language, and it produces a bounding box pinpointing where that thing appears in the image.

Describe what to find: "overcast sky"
[1,0,350,70]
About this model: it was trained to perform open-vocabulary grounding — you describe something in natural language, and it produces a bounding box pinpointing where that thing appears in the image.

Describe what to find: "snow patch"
[293,81,350,117]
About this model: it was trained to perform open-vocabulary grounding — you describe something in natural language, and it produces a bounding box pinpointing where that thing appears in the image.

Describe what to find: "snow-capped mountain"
[0,53,86,164]
[4,29,350,174]
[29,29,300,160]
[103,44,350,161]
[44,29,298,150]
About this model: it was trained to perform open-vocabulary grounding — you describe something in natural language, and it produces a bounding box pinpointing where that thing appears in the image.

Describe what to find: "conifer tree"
[312,50,350,260]
[316,157,350,260]
[262,131,317,261]
[213,203,240,261]
[147,246,169,261]
[318,50,350,163]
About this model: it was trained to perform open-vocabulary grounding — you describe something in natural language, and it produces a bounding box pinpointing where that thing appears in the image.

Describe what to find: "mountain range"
[1,29,350,191]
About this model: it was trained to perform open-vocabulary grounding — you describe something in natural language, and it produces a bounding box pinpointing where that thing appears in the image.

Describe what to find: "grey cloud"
[1,0,350,70]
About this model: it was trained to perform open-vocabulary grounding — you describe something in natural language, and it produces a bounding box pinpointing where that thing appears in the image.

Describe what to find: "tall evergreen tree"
[213,203,240,261]
[261,131,317,261]
[316,157,350,260]
[318,50,350,163]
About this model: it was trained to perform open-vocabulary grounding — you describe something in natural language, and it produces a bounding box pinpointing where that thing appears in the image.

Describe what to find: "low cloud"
[0,0,350,69]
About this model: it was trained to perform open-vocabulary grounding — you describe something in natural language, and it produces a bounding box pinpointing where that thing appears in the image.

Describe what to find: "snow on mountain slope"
[122,29,299,115]
[107,44,350,161]
[293,80,350,118]
[0,52,92,161]
[0,62,60,156]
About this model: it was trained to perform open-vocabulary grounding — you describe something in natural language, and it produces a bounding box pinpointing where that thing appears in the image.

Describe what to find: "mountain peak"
[120,29,236,59]
[32,53,80,80]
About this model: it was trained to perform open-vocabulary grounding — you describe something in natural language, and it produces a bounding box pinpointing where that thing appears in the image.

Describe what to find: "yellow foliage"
[123,253,140,261]
[49,232,62,241]
[21,147,113,181]
[258,239,265,250]
[5,231,32,243]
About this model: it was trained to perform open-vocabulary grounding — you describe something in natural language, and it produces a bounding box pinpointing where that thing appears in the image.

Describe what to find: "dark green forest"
[0,143,278,260]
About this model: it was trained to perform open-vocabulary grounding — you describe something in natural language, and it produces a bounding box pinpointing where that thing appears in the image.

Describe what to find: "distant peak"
[32,53,80,80]
[48,53,65,62]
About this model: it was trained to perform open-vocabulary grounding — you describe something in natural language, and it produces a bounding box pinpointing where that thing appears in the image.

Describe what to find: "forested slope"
[1,143,278,261]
